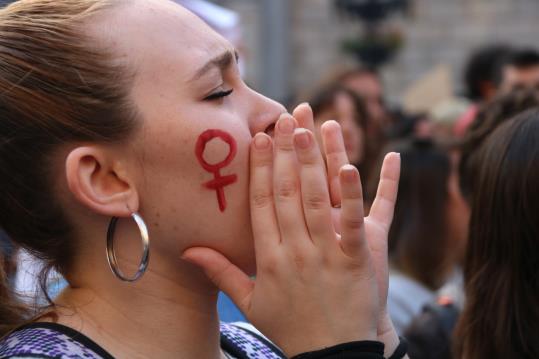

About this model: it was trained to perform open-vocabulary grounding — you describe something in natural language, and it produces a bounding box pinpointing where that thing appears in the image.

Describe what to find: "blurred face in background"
[313,91,365,164]
[343,72,387,126]
[501,65,539,92]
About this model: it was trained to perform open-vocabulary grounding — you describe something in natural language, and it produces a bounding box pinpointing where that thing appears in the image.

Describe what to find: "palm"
[364,217,390,313]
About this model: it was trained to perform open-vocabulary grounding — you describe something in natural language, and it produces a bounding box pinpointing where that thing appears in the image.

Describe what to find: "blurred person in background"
[308,85,370,178]
[499,48,539,92]
[404,85,539,359]
[454,44,513,137]
[332,67,389,132]
[454,109,539,359]
[464,44,512,103]
[367,139,467,335]
[459,84,539,201]
[337,67,388,128]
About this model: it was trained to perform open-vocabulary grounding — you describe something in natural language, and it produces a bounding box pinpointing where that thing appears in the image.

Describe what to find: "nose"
[245,87,287,136]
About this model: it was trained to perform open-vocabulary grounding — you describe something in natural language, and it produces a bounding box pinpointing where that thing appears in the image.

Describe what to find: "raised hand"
[296,104,401,343]
[183,108,400,357]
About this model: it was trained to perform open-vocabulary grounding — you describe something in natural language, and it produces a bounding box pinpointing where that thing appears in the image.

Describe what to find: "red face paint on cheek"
[195,129,238,212]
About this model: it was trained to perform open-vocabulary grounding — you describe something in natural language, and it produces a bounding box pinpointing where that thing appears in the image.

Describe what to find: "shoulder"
[0,323,113,359]
[388,273,436,334]
[220,322,286,359]
[389,273,436,308]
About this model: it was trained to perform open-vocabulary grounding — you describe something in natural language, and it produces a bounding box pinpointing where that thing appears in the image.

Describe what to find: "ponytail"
[0,254,26,336]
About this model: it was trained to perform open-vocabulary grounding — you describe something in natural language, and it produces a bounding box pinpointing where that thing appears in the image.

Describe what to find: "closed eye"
[204,89,234,101]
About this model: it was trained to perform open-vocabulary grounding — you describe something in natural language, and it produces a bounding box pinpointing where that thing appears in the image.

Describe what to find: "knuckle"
[253,156,273,168]
[343,188,363,200]
[251,189,273,208]
[276,179,298,199]
[276,140,295,152]
[304,192,328,210]
[258,255,280,275]
[288,253,315,280]
[342,215,364,230]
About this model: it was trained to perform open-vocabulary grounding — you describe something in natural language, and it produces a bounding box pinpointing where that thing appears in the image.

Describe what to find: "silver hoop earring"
[106,212,150,282]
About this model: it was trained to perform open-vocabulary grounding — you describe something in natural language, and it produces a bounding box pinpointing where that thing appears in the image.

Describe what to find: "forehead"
[88,0,231,81]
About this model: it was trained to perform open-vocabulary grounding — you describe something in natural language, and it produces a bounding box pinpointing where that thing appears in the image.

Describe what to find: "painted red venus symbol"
[195,129,238,212]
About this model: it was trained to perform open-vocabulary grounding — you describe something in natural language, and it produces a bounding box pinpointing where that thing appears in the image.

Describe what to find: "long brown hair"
[0,0,139,335]
[459,85,539,201]
[455,109,539,358]
[371,138,452,290]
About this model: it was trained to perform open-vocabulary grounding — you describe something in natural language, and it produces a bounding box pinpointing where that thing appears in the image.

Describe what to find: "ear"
[65,146,139,217]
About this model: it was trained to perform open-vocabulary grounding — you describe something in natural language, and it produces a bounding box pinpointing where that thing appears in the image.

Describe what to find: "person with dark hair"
[0,1,405,358]
[368,139,467,335]
[308,85,371,177]
[499,48,539,92]
[459,84,539,201]
[322,68,391,180]
[454,44,513,136]
[463,44,512,102]
[404,85,539,359]
[332,66,389,130]
[454,109,539,359]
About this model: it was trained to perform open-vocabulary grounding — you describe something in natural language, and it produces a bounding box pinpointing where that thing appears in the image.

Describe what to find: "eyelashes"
[204,89,234,101]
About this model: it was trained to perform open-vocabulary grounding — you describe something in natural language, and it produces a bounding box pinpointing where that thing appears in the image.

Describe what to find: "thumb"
[182,247,254,313]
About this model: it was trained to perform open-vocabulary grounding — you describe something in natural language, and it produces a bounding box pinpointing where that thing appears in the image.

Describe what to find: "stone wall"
[211,0,539,104]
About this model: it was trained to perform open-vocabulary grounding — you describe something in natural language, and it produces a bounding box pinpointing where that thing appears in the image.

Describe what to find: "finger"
[369,152,401,230]
[250,133,280,250]
[293,128,334,245]
[273,113,310,244]
[339,165,368,257]
[321,121,350,207]
[292,103,315,133]
[182,247,254,314]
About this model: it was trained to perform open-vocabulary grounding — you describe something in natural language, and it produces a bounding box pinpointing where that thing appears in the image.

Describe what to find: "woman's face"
[93,0,284,273]
[313,92,365,164]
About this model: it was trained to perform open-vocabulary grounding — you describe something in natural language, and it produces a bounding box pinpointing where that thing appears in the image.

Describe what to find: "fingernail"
[278,115,295,134]
[254,133,270,150]
[294,128,311,149]
[341,164,358,182]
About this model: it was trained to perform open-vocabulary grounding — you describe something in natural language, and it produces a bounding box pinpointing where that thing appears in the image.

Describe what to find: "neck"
[55,252,224,359]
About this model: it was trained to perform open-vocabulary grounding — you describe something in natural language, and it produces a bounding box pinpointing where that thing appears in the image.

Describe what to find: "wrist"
[377,311,400,357]
[291,340,385,359]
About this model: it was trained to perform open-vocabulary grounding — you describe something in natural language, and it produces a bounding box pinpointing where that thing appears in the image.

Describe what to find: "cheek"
[195,129,239,212]
[134,122,255,263]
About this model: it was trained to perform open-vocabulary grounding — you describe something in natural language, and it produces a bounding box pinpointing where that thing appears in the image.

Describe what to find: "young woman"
[454,109,539,359]
[0,1,403,358]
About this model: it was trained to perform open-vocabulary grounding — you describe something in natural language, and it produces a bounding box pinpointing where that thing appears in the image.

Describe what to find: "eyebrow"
[190,50,239,82]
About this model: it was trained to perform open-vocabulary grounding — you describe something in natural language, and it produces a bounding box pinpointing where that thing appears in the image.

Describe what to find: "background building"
[211,0,539,104]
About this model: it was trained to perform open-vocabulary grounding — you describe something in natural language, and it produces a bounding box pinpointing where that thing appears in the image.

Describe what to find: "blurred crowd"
[290,44,539,359]
[216,42,539,357]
